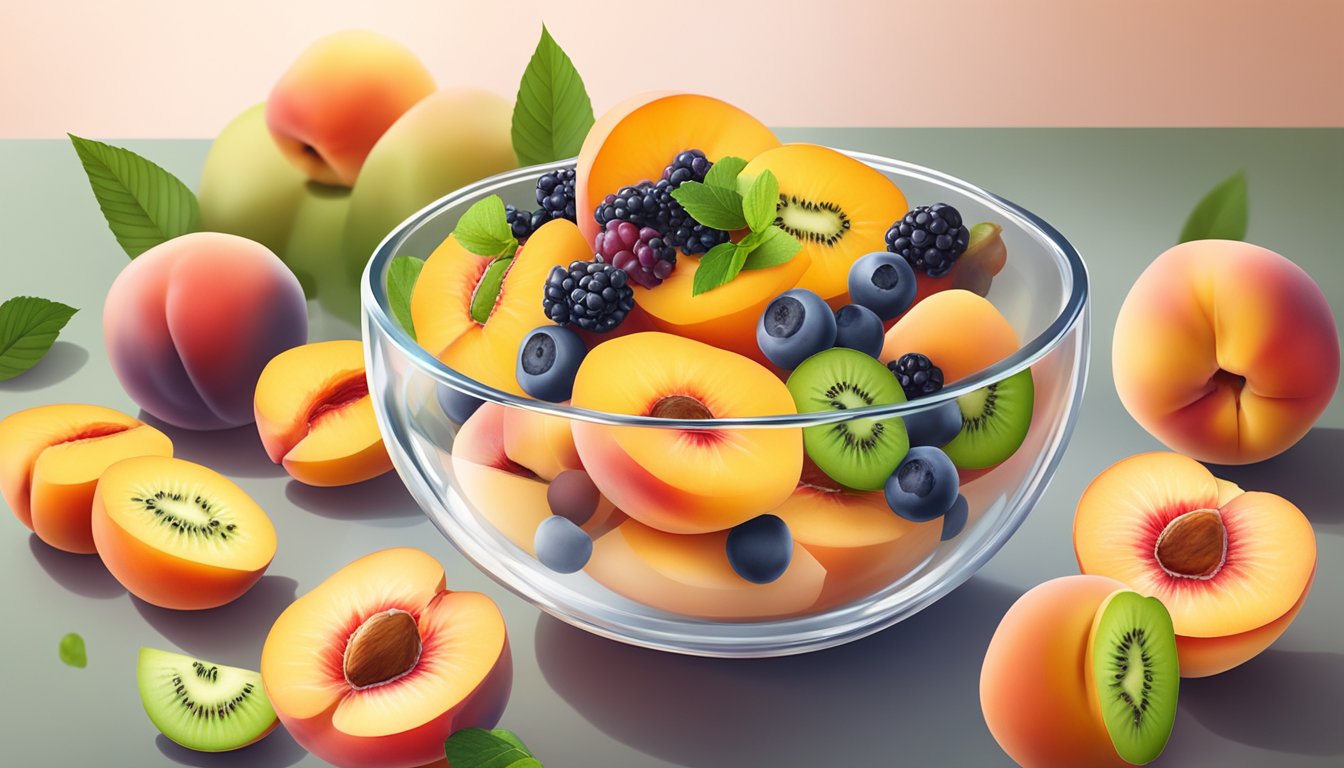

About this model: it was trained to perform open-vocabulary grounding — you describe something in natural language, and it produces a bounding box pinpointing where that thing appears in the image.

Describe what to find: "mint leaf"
[704,156,747,190]
[512,26,595,165]
[444,728,541,768]
[742,170,781,233]
[455,195,519,258]
[59,633,86,668]
[742,226,803,270]
[69,134,199,259]
[0,297,78,381]
[387,257,425,339]
[1180,170,1248,243]
[671,182,747,231]
[692,242,747,296]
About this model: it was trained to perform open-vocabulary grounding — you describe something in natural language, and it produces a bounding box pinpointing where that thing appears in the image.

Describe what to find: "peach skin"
[266,30,436,187]
[254,340,392,487]
[1112,240,1338,464]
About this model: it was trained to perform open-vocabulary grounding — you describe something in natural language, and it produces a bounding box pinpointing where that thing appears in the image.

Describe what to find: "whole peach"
[1113,240,1338,464]
[104,232,307,430]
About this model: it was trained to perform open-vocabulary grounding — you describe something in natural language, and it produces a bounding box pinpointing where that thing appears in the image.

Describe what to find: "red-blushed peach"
[0,404,172,553]
[261,548,511,768]
[266,31,435,187]
[254,340,391,487]
[1073,452,1317,676]
[104,232,307,430]
[1112,240,1339,464]
[91,456,276,609]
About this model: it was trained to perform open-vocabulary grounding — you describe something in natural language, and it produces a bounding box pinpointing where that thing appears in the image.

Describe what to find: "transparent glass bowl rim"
[362,150,1088,429]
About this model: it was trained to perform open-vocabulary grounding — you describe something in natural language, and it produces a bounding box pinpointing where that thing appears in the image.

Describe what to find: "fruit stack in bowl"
[409,93,1031,618]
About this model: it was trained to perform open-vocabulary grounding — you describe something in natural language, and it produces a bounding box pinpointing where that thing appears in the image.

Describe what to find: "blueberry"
[756,289,837,370]
[941,494,969,541]
[903,400,963,447]
[848,251,917,321]
[547,470,600,526]
[516,326,586,402]
[833,303,884,358]
[534,515,593,574]
[884,446,960,522]
[436,384,483,424]
[726,514,793,584]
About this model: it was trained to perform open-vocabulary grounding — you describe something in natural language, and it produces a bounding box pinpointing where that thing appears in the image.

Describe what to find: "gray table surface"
[2,129,1341,767]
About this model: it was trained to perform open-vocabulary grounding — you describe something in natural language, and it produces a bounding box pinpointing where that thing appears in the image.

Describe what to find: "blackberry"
[661,149,712,187]
[889,353,945,399]
[593,179,728,255]
[594,219,676,289]
[506,205,548,241]
[542,260,635,333]
[885,203,970,278]
[536,168,577,222]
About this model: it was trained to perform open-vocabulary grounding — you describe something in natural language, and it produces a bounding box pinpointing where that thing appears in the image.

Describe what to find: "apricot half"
[570,332,802,534]
[254,340,391,487]
[881,289,1020,384]
[1073,452,1317,676]
[261,548,511,768]
[0,404,172,553]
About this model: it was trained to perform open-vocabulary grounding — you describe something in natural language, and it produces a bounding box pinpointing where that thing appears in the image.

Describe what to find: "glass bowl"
[361,152,1088,657]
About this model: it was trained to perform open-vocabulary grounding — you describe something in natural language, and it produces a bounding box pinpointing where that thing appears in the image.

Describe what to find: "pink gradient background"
[1,0,1339,137]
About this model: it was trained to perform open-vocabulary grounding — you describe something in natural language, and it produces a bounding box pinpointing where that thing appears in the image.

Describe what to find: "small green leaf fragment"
[0,296,78,381]
[469,257,513,324]
[742,227,803,270]
[444,727,541,768]
[704,156,747,190]
[742,170,781,233]
[59,633,86,668]
[387,257,425,339]
[691,242,743,296]
[455,195,519,258]
[1179,170,1248,243]
[670,182,747,231]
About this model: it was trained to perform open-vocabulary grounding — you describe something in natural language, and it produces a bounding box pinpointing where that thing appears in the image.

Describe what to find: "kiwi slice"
[137,647,277,752]
[787,348,909,490]
[1087,591,1179,765]
[942,368,1034,469]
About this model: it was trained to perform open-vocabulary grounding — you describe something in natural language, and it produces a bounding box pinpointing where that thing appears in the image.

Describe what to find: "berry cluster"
[594,219,676,289]
[507,169,579,241]
[542,260,635,333]
[889,353,944,399]
[592,148,727,263]
[886,203,970,278]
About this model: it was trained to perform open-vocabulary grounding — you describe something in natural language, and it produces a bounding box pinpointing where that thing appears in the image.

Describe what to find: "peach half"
[570,332,802,534]
[1074,452,1317,677]
[881,289,1021,384]
[1112,240,1339,464]
[261,548,511,768]
[411,219,589,395]
[501,406,581,481]
[0,404,172,553]
[254,340,392,487]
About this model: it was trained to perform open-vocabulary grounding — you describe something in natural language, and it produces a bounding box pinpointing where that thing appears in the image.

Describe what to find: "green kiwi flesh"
[137,647,277,753]
[786,348,909,490]
[942,368,1034,469]
[1089,591,1179,765]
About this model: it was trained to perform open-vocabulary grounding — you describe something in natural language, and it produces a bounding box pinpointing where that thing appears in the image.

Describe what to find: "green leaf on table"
[387,257,425,339]
[742,226,803,270]
[742,169,781,233]
[703,155,747,190]
[59,633,86,668]
[1179,170,1248,243]
[692,241,750,296]
[68,134,199,258]
[512,25,595,165]
[454,195,519,258]
[670,182,747,231]
[444,728,542,768]
[0,296,78,381]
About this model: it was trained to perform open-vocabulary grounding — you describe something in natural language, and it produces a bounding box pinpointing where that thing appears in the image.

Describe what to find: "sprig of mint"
[444,728,542,768]
[1180,170,1248,244]
[68,134,199,259]
[386,257,425,339]
[672,160,802,295]
[0,296,78,382]
[512,26,595,166]
[455,195,520,258]
[59,633,86,668]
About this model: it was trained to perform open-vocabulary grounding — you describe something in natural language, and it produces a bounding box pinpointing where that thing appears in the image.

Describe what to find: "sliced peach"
[501,406,581,481]
[587,518,826,620]
[882,289,1021,383]
[255,340,391,487]
[570,332,802,534]
[574,92,780,245]
[0,404,172,553]
[262,548,511,768]
[92,456,276,609]
[412,219,589,395]
[1074,451,1317,675]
